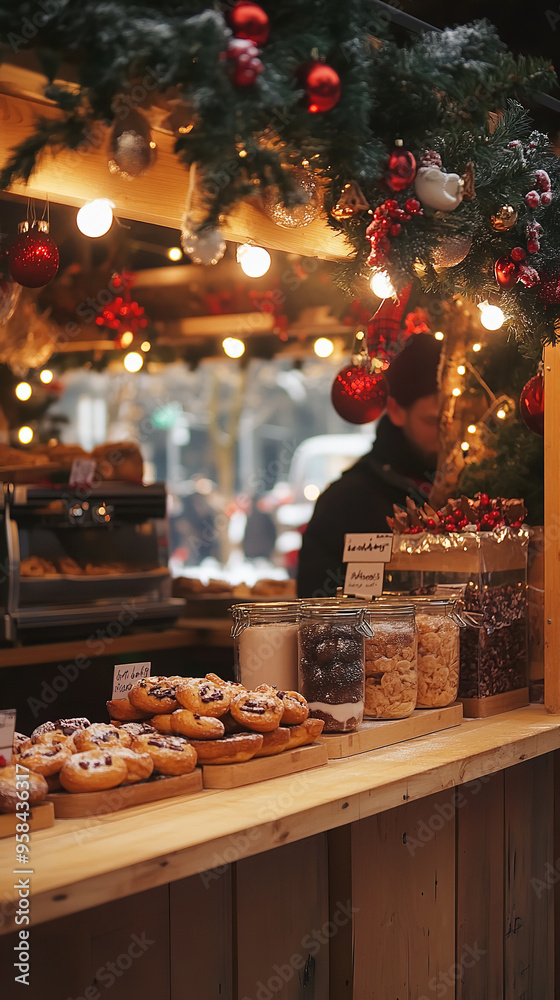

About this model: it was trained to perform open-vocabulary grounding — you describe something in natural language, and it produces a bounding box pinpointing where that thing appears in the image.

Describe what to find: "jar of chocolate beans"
[230,602,300,691]
[298,601,373,732]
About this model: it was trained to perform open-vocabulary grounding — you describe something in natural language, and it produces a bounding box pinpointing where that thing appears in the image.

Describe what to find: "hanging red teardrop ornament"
[331,360,387,424]
[8,220,59,288]
[519,371,544,436]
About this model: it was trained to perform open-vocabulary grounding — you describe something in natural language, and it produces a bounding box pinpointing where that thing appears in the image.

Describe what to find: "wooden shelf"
[1,705,560,934]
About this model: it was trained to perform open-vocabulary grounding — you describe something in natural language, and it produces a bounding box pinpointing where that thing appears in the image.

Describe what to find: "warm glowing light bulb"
[496,408,506,420]
[434,331,444,341]
[76,199,114,238]
[124,351,143,372]
[314,338,334,358]
[369,269,395,299]
[120,331,134,347]
[15,382,31,401]
[472,342,482,352]
[467,424,477,434]
[39,369,53,384]
[223,337,245,358]
[304,484,320,501]
[452,388,462,397]
[479,304,504,331]
[236,244,271,278]
[461,441,469,452]
[140,341,151,352]
[457,365,466,376]
[18,426,33,444]
[168,247,182,261]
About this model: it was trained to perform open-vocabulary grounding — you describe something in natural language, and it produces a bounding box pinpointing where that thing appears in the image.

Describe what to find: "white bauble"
[180,214,226,266]
[414,166,463,212]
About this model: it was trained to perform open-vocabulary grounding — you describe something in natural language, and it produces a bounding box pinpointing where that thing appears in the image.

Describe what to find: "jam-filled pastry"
[129,676,179,715]
[31,721,57,739]
[0,766,48,813]
[152,709,225,740]
[253,727,291,757]
[74,723,132,752]
[59,751,128,793]
[255,685,309,725]
[283,718,325,750]
[188,732,263,765]
[111,748,154,784]
[205,673,246,697]
[175,678,231,718]
[18,742,72,776]
[28,730,74,751]
[230,690,283,733]
[106,698,152,722]
[130,734,198,776]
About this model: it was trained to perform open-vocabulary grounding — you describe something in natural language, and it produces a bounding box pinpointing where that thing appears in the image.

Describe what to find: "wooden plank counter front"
[2,706,560,999]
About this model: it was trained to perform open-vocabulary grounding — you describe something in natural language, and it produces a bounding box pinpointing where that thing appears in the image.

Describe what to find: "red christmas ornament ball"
[494,255,518,289]
[303,62,341,113]
[520,372,544,436]
[228,2,269,46]
[385,146,416,192]
[8,229,59,288]
[331,364,387,424]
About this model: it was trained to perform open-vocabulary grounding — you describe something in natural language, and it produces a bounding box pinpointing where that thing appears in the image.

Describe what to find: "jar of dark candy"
[298,601,373,733]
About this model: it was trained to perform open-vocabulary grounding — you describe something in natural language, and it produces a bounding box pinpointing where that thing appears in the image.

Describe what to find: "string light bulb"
[457,365,466,376]
[39,369,53,384]
[123,351,143,372]
[18,426,33,444]
[461,441,469,452]
[168,247,182,261]
[467,424,477,434]
[479,303,504,331]
[314,337,334,358]
[223,337,245,358]
[236,244,271,278]
[120,331,134,347]
[140,341,151,352]
[76,199,114,238]
[472,342,482,352]
[434,331,444,341]
[369,269,395,299]
[15,382,32,401]
[452,388,462,397]
[496,408,506,420]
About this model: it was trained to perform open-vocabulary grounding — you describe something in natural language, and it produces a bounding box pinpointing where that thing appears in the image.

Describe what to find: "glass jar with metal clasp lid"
[376,595,480,708]
[359,600,418,719]
[298,600,374,733]
[230,602,300,691]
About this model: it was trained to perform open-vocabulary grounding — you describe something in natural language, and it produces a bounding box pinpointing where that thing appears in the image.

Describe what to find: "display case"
[0,480,184,642]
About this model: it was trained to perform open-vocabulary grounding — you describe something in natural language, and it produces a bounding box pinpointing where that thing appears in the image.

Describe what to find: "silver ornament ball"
[181,215,226,266]
[432,235,472,270]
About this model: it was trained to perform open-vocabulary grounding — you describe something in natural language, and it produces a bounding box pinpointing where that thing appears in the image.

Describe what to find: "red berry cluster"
[387,494,526,535]
[525,170,553,211]
[495,246,540,289]
[366,197,422,267]
[222,36,264,86]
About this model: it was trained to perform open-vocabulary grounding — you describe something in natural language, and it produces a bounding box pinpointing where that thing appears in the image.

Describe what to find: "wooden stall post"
[544,343,560,713]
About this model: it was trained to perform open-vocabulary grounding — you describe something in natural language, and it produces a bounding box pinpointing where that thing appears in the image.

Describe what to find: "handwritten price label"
[344,563,384,599]
[112,662,151,700]
[0,709,16,767]
[342,533,393,563]
[69,458,97,487]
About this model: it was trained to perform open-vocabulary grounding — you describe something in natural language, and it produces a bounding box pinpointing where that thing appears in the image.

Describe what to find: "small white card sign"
[344,563,384,599]
[0,709,16,767]
[69,458,97,487]
[112,662,151,700]
[343,533,393,563]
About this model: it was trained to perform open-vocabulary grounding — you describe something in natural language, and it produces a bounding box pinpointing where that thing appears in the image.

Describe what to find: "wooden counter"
[1,705,559,933]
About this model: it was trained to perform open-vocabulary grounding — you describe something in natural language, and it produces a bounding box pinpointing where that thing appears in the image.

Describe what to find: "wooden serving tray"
[459,687,529,719]
[0,801,55,838]
[202,742,328,789]
[47,769,203,818]
[319,703,464,759]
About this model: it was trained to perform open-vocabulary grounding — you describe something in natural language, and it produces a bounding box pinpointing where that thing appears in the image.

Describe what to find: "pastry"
[256,686,309,726]
[176,678,231,718]
[58,557,83,575]
[74,723,132,752]
[106,698,152,722]
[28,730,73,750]
[59,751,128,793]
[31,721,57,739]
[283,718,325,750]
[12,733,31,755]
[152,710,225,740]
[117,721,157,738]
[18,742,72,776]
[55,717,91,735]
[205,673,246,697]
[130,734,198,776]
[188,732,263,765]
[253,727,291,757]
[230,690,283,733]
[129,676,179,715]
[0,765,48,813]
[111,748,154,784]
[20,556,57,577]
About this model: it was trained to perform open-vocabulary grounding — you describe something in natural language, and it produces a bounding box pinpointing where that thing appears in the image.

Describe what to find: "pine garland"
[0,3,559,346]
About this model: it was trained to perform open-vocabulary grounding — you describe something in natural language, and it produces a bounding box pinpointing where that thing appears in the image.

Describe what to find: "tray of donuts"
[7,717,203,820]
[107,674,329,790]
